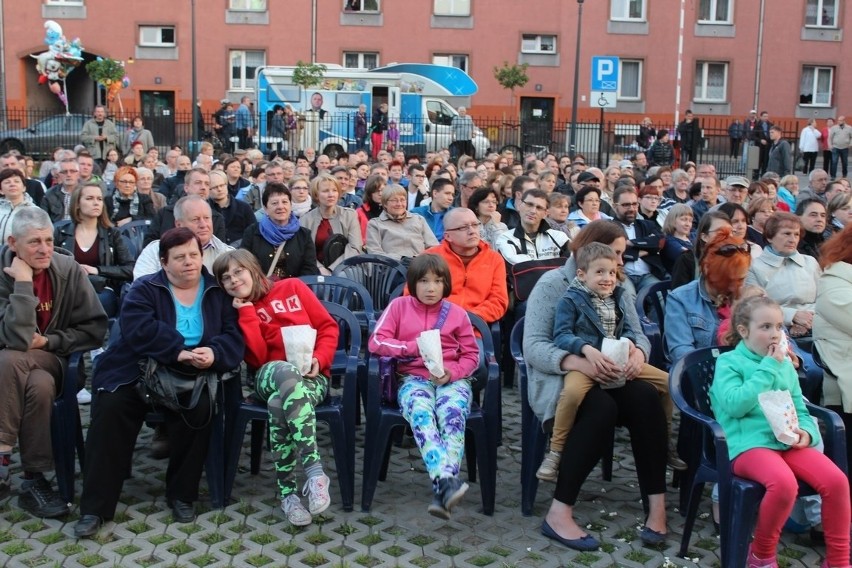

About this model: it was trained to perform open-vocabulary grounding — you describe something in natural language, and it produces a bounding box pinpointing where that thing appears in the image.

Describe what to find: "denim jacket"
[553,285,645,357]
[665,277,720,364]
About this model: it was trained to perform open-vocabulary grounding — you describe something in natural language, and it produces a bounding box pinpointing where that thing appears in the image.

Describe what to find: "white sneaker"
[76,388,92,405]
[281,494,312,526]
[302,474,331,515]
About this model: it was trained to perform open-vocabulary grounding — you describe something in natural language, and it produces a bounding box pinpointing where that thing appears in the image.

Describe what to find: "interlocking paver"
[0,387,834,567]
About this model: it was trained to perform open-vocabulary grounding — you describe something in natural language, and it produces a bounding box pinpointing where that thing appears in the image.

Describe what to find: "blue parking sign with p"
[591,56,619,92]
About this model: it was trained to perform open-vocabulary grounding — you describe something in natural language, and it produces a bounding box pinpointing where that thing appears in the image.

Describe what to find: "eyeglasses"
[715,243,751,257]
[445,222,483,233]
[290,185,309,191]
[218,266,247,285]
[117,179,136,185]
[60,169,79,175]
[522,201,547,212]
[617,202,639,208]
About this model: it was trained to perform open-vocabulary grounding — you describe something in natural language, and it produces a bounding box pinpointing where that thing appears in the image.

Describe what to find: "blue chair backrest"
[318,300,361,359]
[119,219,152,259]
[332,254,407,312]
[299,275,375,333]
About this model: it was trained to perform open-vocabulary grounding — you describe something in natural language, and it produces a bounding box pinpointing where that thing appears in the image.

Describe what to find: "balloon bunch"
[31,20,83,112]
[85,57,130,110]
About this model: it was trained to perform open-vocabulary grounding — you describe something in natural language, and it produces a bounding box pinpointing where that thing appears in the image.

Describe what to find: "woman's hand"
[790,428,811,449]
[80,264,98,276]
[189,347,215,369]
[792,310,813,330]
[232,297,253,309]
[177,350,196,364]
[304,358,320,378]
[116,217,131,227]
[624,343,646,379]
[490,210,502,224]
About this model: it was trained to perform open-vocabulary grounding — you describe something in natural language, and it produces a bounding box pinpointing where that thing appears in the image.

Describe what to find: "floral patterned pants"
[398,376,472,487]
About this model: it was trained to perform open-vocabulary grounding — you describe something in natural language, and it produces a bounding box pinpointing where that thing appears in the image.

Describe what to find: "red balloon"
[49,82,62,94]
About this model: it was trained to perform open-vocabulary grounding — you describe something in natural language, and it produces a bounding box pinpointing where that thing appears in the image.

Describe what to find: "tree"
[292,60,327,90]
[493,62,529,110]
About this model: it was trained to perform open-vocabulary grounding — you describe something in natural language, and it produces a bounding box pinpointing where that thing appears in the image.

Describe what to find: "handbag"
[379,300,451,406]
[509,257,565,302]
[136,357,218,423]
[322,233,348,269]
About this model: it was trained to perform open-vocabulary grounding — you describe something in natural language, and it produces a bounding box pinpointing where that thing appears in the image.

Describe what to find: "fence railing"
[0,108,804,178]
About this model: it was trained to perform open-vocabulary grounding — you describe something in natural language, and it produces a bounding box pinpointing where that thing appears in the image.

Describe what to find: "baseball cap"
[724,175,749,188]
[577,171,599,184]
[619,159,634,169]
[220,98,230,105]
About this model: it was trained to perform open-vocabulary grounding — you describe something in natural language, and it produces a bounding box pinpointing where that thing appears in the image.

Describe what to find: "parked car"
[0,113,127,159]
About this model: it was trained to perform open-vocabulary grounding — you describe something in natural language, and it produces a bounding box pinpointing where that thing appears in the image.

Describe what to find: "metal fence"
[0,108,805,178]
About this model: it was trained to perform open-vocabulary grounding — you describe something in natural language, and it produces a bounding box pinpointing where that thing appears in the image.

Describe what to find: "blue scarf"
[259,213,300,246]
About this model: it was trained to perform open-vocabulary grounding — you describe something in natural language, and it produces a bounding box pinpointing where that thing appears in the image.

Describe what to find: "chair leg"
[465,433,478,483]
[205,405,226,508]
[678,481,707,557]
[322,414,354,512]
[601,431,614,481]
[249,419,266,475]
[521,420,547,516]
[223,413,254,502]
[361,420,398,512]
[76,409,86,471]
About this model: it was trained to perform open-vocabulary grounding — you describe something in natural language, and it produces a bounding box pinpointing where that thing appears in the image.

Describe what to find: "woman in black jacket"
[104,166,156,226]
[240,182,319,279]
[55,183,135,317]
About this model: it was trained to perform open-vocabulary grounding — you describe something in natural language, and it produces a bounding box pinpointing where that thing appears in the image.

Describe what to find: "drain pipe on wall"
[753,0,766,111]
[0,0,7,121]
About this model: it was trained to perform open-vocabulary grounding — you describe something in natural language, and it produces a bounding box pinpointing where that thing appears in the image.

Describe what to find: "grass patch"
[135,554,160,567]
[137,505,161,515]
[21,520,47,533]
[221,540,245,556]
[358,515,382,526]
[410,557,438,568]
[382,545,407,557]
[305,532,332,545]
[5,510,29,523]
[488,545,512,557]
[177,523,203,535]
[408,534,436,547]
[585,521,607,532]
[301,552,329,567]
[250,532,277,545]
[356,533,383,546]
[229,522,253,534]
[354,554,381,567]
[275,543,301,556]
[624,550,653,563]
[236,502,258,516]
[198,532,225,546]
[189,554,219,567]
[126,521,151,535]
[383,525,406,536]
[77,553,106,567]
[695,537,720,551]
[779,547,806,559]
[166,540,194,555]
[208,512,231,525]
[614,527,635,542]
[147,534,174,546]
[329,545,355,557]
[572,552,601,566]
[437,544,464,556]
[37,532,65,545]
[281,523,307,536]
[245,554,273,566]
[467,555,496,567]
[2,541,33,555]
[257,514,278,525]
[112,511,132,524]
[0,530,14,543]
[57,543,85,556]
[599,542,616,553]
[333,522,356,536]
[114,544,141,556]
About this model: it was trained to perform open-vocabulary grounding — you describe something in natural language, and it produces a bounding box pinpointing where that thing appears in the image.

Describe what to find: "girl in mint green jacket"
[710,295,850,568]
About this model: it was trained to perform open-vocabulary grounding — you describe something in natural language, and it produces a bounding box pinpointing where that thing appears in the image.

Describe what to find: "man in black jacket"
[676,110,701,164]
[144,168,226,246]
[612,186,666,297]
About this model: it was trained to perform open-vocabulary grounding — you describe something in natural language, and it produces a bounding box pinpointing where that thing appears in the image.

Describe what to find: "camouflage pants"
[255,361,328,498]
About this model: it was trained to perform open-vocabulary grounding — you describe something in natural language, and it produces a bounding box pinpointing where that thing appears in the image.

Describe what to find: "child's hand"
[767,342,786,363]
[790,428,811,449]
[430,371,451,386]
[581,345,619,381]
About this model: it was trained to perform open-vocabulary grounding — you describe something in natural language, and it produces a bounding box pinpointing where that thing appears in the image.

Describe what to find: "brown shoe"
[667,441,687,471]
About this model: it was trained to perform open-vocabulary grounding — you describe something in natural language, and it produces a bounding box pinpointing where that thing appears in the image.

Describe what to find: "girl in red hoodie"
[369,254,480,519]
[213,250,339,527]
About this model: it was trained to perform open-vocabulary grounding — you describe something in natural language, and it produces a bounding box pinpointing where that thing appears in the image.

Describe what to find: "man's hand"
[29,333,47,350]
[3,257,33,282]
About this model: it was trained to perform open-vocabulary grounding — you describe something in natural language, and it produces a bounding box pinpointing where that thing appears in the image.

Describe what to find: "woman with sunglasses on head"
[745,212,823,401]
[105,166,155,227]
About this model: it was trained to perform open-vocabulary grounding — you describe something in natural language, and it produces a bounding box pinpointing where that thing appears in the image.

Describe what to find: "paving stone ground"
[0,386,830,568]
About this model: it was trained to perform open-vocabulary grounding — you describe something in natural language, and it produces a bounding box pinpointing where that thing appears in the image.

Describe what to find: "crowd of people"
[0,105,851,567]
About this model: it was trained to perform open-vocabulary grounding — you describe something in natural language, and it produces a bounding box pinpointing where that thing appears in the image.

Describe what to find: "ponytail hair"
[723,294,780,347]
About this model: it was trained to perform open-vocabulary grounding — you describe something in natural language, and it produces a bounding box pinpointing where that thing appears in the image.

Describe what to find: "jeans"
[831,147,848,178]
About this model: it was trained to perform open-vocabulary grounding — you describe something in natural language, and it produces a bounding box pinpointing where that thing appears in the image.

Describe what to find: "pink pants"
[733,447,850,565]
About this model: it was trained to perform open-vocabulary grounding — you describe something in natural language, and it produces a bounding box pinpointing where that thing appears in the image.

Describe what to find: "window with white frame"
[521,34,556,54]
[698,0,732,23]
[618,60,643,100]
[343,0,380,12]
[229,0,266,9]
[693,61,728,102]
[433,0,470,16]
[800,66,834,106]
[344,52,379,69]
[610,0,646,21]
[432,54,469,73]
[46,0,84,4]
[230,50,265,91]
[805,0,838,27]
[138,26,176,47]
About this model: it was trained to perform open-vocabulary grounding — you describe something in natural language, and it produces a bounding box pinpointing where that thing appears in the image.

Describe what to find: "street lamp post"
[568,0,584,159]
[191,0,198,143]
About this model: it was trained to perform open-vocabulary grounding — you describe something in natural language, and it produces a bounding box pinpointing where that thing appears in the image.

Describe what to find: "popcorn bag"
[417,329,445,378]
[757,390,801,445]
[600,337,630,389]
[281,325,317,375]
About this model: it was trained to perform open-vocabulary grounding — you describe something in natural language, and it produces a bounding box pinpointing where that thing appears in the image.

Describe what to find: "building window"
[229,0,266,8]
[698,0,732,23]
[693,61,728,102]
[618,60,643,101]
[138,26,176,47]
[433,0,470,16]
[344,52,379,69]
[800,66,834,106]
[610,0,646,21]
[46,0,83,3]
[521,34,556,54]
[432,54,469,73]
[230,50,265,91]
[806,0,838,27]
[343,0,380,12]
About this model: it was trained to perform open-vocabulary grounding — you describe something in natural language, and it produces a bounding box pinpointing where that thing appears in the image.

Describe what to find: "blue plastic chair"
[53,352,85,504]
[512,317,614,516]
[634,280,671,370]
[117,219,152,260]
[331,254,407,312]
[361,311,500,515]
[223,302,360,511]
[670,346,848,566]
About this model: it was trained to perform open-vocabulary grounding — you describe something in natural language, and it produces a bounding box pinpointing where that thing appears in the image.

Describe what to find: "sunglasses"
[715,243,751,257]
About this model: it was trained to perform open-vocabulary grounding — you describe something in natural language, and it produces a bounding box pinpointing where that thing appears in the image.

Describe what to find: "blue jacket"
[553,284,649,360]
[665,277,720,363]
[410,204,453,242]
[92,268,245,392]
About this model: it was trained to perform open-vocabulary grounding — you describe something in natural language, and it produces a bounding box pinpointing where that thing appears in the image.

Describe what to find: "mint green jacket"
[709,341,820,461]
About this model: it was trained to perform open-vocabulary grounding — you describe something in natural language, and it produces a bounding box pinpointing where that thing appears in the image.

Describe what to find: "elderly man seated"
[0,207,107,517]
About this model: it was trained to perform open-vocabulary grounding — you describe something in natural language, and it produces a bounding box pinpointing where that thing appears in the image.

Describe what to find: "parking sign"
[591,56,620,92]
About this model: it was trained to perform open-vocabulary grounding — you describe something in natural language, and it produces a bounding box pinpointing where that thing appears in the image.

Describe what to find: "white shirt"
[133,235,234,280]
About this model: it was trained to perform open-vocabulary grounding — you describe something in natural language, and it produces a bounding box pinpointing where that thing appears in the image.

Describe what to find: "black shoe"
[149,425,169,460]
[171,500,195,523]
[440,477,469,513]
[18,477,68,518]
[0,471,9,500]
[74,515,103,538]
[427,488,450,520]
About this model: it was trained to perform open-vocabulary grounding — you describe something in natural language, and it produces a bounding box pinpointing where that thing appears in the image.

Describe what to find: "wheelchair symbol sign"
[591,90,616,109]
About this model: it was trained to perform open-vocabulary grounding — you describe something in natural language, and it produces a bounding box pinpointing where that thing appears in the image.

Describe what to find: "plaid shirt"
[570,277,617,338]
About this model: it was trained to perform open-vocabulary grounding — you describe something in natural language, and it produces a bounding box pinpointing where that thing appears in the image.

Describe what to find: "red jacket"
[414,240,508,324]
[236,278,339,375]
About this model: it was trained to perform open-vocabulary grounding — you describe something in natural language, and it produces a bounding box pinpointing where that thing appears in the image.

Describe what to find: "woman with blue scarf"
[240,182,319,279]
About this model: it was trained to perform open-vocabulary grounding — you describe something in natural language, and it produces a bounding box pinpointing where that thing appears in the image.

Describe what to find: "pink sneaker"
[746,546,777,568]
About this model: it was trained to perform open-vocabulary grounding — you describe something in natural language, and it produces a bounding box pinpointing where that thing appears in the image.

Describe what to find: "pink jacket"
[369,296,479,382]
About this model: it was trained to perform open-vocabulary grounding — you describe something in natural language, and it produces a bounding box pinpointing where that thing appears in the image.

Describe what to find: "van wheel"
[324,144,345,159]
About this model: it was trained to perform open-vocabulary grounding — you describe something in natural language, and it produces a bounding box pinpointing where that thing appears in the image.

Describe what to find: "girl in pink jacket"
[369,254,479,520]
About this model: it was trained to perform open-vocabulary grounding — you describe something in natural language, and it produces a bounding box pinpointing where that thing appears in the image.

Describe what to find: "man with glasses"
[612,186,666,297]
[421,208,508,325]
[207,170,255,244]
[495,188,569,265]
[797,168,830,206]
[144,169,226,247]
[499,175,537,231]
[41,158,81,222]
[455,169,483,209]
[412,178,456,242]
